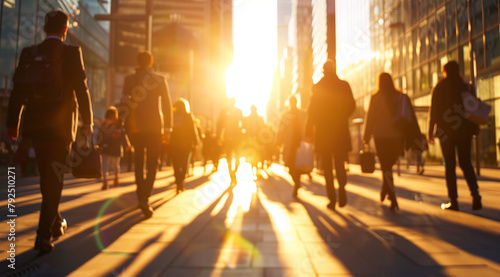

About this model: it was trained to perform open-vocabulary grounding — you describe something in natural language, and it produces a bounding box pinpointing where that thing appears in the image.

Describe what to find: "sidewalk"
[0,162,499,276]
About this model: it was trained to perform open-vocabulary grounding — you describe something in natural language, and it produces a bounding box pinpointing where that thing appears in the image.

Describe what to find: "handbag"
[461,91,491,125]
[359,144,375,173]
[295,141,314,173]
[393,94,412,131]
[72,138,102,178]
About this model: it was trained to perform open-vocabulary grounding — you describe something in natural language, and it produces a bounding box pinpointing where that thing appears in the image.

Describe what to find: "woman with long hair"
[170,98,199,194]
[363,72,418,211]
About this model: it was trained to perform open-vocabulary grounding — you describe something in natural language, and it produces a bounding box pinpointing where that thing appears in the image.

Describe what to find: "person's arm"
[71,46,93,136]
[345,81,356,117]
[161,78,173,133]
[362,95,375,144]
[427,86,438,144]
[6,48,31,141]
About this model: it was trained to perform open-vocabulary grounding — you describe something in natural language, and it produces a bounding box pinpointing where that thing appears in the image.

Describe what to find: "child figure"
[99,106,130,190]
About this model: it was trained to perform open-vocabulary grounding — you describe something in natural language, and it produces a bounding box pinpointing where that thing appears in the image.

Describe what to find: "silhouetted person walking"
[217,98,244,185]
[363,73,419,211]
[306,60,355,210]
[278,95,306,197]
[170,98,199,194]
[428,61,482,211]
[6,10,93,253]
[122,51,172,218]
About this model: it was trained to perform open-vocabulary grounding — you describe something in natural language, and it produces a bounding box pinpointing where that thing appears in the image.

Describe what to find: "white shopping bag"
[295,141,314,173]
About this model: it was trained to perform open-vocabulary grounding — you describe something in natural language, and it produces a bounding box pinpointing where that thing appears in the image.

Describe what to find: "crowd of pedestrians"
[4,8,485,255]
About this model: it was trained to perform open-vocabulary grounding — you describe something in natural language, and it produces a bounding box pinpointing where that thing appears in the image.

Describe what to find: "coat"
[278,107,306,167]
[6,38,93,142]
[306,74,355,155]
[122,68,172,136]
[428,77,478,139]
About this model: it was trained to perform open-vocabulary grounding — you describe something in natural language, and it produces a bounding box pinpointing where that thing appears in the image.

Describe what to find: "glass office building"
[340,0,500,167]
[0,0,110,134]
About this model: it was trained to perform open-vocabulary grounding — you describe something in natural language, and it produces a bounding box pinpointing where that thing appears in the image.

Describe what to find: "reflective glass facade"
[340,0,500,167]
[0,0,110,129]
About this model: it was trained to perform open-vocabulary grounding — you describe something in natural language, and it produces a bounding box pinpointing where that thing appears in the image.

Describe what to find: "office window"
[470,0,483,36]
[460,44,471,81]
[418,0,427,20]
[473,36,485,70]
[446,1,457,48]
[413,29,419,66]
[457,0,468,43]
[430,60,439,87]
[427,0,435,14]
[437,8,446,53]
[484,0,499,30]
[436,0,445,8]
[406,33,412,70]
[411,0,418,25]
[486,27,500,67]
[448,49,458,63]
[420,21,427,62]
[438,54,447,79]
[420,64,429,91]
[428,14,436,58]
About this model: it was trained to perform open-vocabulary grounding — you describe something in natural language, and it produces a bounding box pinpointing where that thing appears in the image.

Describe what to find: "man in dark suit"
[428,61,481,211]
[122,51,172,218]
[6,10,93,253]
[305,60,355,210]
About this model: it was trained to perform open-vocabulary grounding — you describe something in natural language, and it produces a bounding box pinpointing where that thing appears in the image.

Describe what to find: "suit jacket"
[428,77,478,139]
[122,68,172,136]
[306,74,355,154]
[6,38,93,142]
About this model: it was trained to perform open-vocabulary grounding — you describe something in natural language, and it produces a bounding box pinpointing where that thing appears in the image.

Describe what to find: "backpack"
[12,43,64,109]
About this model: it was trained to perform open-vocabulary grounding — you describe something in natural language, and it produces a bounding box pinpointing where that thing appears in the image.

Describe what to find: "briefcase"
[359,145,375,174]
[72,139,102,179]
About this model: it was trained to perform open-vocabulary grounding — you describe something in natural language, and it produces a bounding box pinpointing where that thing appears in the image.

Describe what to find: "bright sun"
[225,0,277,118]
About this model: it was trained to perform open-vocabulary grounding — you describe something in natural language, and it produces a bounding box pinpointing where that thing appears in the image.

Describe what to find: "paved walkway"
[0,162,499,276]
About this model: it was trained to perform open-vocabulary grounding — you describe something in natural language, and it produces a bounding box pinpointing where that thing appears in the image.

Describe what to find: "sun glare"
[226,0,277,118]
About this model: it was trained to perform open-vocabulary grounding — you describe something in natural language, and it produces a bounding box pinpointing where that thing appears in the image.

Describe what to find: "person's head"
[137,51,153,68]
[44,10,69,40]
[376,72,396,94]
[105,106,118,121]
[443,61,460,79]
[288,95,298,109]
[250,105,257,114]
[323,59,336,77]
[173,98,190,114]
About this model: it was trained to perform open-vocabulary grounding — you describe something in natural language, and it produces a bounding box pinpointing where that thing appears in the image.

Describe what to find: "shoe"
[472,195,482,210]
[34,236,54,254]
[139,203,154,219]
[326,202,336,211]
[113,176,119,187]
[390,200,399,211]
[441,201,459,211]
[338,186,347,207]
[52,218,67,240]
[101,179,108,190]
[292,187,299,198]
[418,168,424,175]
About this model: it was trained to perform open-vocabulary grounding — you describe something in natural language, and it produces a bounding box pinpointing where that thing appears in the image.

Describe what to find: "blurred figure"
[202,128,220,172]
[122,51,172,218]
[428,61,482,211]
[170,99,199,194]
[277,95,306,197]
[188,117,203,177]
[407,134,427,175]
[98,106,130,190]
[364,72,419,211]
[305,60,355,210]
[217,97,244,185]
[6,9,93,253]
[243,104,265,174]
